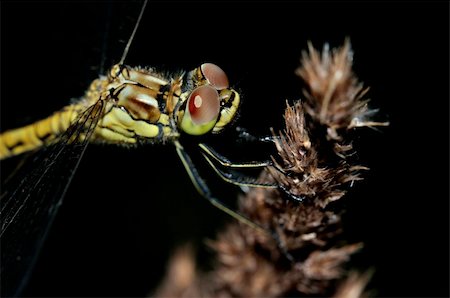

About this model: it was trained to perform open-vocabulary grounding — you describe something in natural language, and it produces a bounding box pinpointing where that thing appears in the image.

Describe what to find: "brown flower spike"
[155,41,382,297]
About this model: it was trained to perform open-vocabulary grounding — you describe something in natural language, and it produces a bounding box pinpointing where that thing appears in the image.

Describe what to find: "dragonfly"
[0,1,295,296]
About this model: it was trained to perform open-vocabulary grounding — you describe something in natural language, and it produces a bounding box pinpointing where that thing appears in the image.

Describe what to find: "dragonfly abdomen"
[0,104,83,159]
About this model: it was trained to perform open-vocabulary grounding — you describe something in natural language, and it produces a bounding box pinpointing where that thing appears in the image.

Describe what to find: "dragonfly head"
[177,63,240,136]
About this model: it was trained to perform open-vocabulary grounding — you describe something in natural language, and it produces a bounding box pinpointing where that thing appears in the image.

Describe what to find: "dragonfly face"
[178,63,240,135]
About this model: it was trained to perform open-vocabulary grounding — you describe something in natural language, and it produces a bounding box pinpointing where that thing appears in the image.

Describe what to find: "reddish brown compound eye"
[201,63,229,90]
[188,85,220,125]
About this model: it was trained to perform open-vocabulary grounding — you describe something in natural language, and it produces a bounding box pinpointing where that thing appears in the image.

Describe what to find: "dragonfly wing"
[0,99,104,297]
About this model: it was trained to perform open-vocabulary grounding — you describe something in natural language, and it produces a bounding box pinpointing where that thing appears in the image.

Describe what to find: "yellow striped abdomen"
[0,104,82,160]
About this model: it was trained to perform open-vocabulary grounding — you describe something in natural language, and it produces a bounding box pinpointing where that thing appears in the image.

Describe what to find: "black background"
[1,1,448,297]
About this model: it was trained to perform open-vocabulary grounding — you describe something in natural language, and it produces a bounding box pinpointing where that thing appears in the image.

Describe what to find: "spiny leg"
[235,126,280,144]
[199,143,272,168]
[232,128,296,182]
[175,141,265,231]
[174,141,293,261]
[199,143,305,203]
[199,142,287,176]
[201,152,278,189]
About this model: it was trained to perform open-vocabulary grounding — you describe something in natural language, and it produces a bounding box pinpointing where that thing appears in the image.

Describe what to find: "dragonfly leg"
[235,126,280,144]
[174,141,268,231]
[209,129,288,178]
[199,142,287,179]
[174,141,294,262]
[200,152,277,188]
[199,143,305,203]
[278,185,305,203]
[199,143,272,169]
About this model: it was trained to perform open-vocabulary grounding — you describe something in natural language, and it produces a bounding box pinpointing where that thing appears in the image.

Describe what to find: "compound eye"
[201,63,229,90]
[188,85,220,125]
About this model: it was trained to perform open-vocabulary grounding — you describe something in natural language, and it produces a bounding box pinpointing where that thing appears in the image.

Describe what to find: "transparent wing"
[0,99,104,297]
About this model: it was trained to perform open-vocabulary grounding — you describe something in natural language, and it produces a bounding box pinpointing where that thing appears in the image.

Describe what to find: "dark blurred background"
[1,1,448,297]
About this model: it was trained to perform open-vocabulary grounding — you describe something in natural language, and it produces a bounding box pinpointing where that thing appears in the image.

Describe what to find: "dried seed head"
[296,39,386,140]
[269,102,363,208]
[334,271,374,298]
